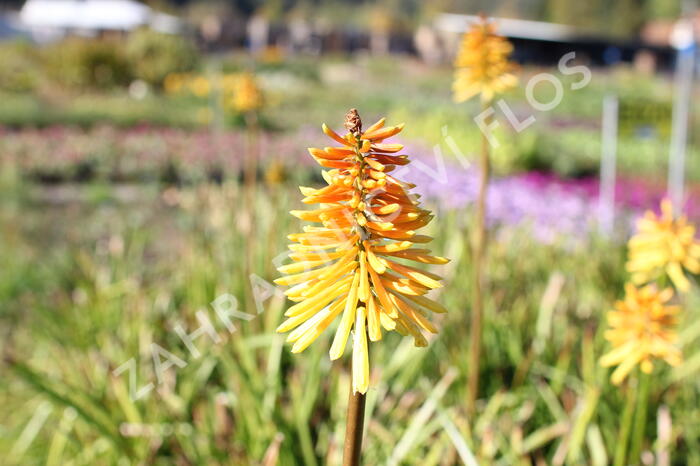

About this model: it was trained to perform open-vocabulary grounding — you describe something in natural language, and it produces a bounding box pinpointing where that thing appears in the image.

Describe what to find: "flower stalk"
[629,370,651,463]
[613,376,637,466]
[612,371,651,466]
[343,344,368,466]
[340,113,369,466]
[236,73,264,312]
[467,99,491,412]
[242,111,260,312]
[452,16,517,413]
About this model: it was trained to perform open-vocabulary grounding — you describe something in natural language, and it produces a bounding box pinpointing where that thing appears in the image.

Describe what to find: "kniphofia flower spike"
[453,16,517,103]
[600,283,682,385]
[232,72,264,113]
[275,109,449,394]
[627,199,700,293]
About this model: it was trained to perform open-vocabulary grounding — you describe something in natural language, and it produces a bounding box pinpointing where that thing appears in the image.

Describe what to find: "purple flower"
[401,143,697,244]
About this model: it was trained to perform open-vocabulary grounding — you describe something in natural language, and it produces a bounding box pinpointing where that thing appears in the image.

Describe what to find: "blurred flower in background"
[452,17,517,103]
[627,199,700,292]
[405,147,622,244]
[163,71,265,117]
[600,283,681,385]
[230,72,264,113]
[190,75,211,97]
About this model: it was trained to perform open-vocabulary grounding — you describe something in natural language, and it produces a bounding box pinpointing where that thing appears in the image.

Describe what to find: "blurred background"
[1,0,700,464]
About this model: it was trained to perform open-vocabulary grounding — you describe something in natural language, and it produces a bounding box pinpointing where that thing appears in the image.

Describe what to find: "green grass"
[1,176,700,465]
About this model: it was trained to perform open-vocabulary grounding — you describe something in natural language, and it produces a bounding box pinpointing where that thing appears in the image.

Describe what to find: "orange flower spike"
[276,109,449,394]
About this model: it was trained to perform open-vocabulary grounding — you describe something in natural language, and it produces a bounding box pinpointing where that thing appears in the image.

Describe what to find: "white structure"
[435,13,579,42]
[433,13,582,64]
[19,0,182,42]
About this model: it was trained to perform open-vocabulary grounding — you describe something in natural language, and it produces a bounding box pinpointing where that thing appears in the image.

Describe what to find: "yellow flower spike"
[627,199,700,293]
[452,16,517,103]
[600,283,682,385]
[189,75,211,97]
[163,73,185,94]
[231,72,264,113]
[275,109,449,394]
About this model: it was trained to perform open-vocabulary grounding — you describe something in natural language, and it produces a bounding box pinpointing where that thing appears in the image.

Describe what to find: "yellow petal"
[358,251,370,302]
[352,306,369,394]
[379,311,396,331]
[283,277,352,318]
[289,299,346,352]
[277,258,331,275]
[400,293,448,314]
[667,262,690,293]
[363,117,386,134]
[610,349,643,385]
[366,247,386,274]
[329,271,361,360]
[367,295,382,341]
[322,123,350,146]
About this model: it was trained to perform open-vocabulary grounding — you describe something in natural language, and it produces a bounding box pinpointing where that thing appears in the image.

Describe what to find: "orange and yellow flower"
[231,72,264,113]
[453,17,517,103]
[600,283,681,385]
[275,109,449,394]
[627,199,700,293]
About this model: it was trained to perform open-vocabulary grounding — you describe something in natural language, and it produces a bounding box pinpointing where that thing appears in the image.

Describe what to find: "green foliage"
[0,41,41,93]
[0,31,197,93]
[125,29,199,87]
[254,57,321,83]
[645,0,681,19]
[545,0,645,37]
[0,92,202,128]
[43,38,132,90]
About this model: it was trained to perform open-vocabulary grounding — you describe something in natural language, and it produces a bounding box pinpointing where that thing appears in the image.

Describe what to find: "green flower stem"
[613,374,638,466]
[629,370,651,463]
[343,354,368,466]
[467,98,492,414]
